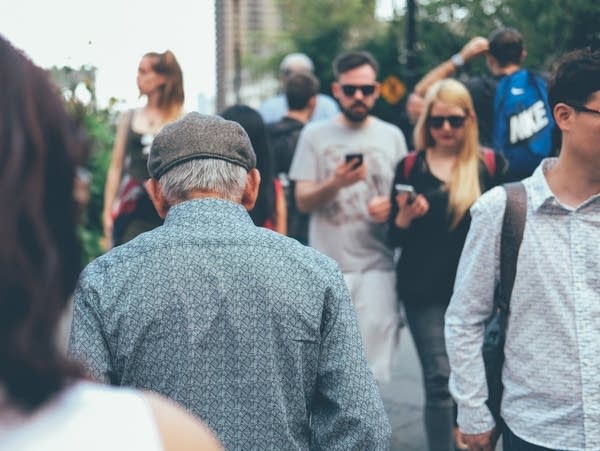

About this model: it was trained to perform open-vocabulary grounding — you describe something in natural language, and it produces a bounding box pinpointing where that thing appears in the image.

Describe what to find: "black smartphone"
[345,153,363,169]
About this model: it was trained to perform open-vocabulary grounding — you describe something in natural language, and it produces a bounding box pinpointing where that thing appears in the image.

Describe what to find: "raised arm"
[414,37,489,97]
[408,37,489,123]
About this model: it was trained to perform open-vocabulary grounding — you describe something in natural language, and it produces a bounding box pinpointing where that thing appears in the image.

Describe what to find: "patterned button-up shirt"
[69,198,390,450]
[445,159,600,449]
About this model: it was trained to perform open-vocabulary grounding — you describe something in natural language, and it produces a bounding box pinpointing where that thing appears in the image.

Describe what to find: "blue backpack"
[492,69,554,179]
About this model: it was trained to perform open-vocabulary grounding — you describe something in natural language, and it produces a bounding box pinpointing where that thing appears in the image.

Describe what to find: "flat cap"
[148,112,256,179]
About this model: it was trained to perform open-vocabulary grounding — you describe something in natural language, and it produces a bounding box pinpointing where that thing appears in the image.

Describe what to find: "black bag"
[482,182,527,428]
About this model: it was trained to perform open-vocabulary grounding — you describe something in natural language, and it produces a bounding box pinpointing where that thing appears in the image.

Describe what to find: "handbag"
[482,182,527,428]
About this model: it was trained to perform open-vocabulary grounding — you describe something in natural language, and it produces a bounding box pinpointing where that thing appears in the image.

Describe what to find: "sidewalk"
[379,329,427,450]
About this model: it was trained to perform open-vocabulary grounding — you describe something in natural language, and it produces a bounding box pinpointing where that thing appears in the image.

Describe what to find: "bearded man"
[289,50,408,382]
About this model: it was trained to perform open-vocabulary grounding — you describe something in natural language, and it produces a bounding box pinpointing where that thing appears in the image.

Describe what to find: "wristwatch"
[450,53,465,68]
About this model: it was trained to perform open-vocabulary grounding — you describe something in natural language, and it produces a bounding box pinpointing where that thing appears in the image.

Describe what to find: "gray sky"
[1,0,216,112]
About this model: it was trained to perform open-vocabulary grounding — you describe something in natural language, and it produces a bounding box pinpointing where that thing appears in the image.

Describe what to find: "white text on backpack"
[509,100,549,144]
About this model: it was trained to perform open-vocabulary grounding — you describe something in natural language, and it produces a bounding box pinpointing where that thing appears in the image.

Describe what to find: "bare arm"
[102,112,130,249]
[295,159,366,213]
[407,37,490,124]
[414,37,489,97]
[145,392,223,451]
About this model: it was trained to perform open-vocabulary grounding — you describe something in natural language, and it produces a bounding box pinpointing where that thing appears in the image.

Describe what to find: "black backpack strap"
[497,182,527,312]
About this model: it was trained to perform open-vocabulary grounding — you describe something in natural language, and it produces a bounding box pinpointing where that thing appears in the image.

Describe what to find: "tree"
[276,0,380,91]
[51,66,117,263]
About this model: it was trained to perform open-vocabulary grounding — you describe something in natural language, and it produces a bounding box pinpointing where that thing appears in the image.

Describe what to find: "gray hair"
[158,158,248,204]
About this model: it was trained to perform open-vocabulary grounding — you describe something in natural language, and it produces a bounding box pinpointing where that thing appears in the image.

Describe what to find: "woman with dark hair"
[221,105,287,234]
[102,50,185,249]
[0,35,221,450]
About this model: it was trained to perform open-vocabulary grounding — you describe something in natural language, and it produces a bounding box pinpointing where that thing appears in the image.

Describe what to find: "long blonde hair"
[413,79,481,229]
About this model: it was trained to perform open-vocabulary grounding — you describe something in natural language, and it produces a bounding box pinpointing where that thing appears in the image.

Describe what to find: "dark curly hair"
[548,48,600,109]
[0,35,86,410]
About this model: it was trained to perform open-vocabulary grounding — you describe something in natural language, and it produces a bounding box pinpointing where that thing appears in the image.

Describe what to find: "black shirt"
[463,75,501,148]
[387,150,507,306]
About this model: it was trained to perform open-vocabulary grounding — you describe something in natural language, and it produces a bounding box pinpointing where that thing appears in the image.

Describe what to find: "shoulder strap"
[497,182,527,312]
[482,148,496,177]
[402,151,418,180]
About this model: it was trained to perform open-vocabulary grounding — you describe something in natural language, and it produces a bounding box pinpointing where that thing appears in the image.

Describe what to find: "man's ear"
[145,178,170,219]
[553,103,574,132]
[241,168,261,211]
[331,82,342,101]
[373,82,381,100]
[307,95,317,112]
[520,49,527,64]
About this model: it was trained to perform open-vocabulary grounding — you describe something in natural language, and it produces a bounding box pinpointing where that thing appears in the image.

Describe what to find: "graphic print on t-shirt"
[320,143,393,226]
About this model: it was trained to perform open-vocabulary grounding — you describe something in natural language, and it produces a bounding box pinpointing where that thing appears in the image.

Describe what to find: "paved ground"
[379,328,427,450]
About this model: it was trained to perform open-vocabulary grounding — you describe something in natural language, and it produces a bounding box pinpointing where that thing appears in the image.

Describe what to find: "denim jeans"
[405,302,454,451]
[503,426,565,451]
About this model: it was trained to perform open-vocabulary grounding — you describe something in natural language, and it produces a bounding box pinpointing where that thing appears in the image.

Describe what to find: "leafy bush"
[50,65,118,263]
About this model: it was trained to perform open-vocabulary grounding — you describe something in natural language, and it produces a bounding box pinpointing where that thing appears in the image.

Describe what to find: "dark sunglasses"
[340,84,376,97]
[427,115,467,129]
[566,103,600,116]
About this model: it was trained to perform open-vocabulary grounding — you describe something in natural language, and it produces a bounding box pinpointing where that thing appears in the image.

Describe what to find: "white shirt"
[0,382,162,451]
[445,159,600,450]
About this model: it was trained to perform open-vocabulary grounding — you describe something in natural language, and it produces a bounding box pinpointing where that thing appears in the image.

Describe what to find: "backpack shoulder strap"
[498,182,527,312]
[402,151,418,180]
[482,148,497,177]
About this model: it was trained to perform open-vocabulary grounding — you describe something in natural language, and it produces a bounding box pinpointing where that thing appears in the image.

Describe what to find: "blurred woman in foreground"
[0,35,221,451]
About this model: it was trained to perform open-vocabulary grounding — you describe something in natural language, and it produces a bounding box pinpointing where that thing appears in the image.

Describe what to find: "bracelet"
[450,53,465,68]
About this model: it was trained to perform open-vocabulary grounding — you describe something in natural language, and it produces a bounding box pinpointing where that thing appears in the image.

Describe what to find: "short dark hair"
[333,50,379,78]
[549,48,600,110]
[0,35,86,410]
[284,71,319,110]
[488,28,524,67]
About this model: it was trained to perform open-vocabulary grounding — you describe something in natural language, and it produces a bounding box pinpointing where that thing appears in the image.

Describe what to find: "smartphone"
[345,153,363,169]
[395,183,416,203]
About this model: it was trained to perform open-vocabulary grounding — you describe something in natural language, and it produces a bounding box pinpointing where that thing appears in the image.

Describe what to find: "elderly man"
[69,113,390,450]
[259,52,339,124]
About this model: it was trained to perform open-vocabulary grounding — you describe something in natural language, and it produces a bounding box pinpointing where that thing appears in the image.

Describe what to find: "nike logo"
[511,87,525,95]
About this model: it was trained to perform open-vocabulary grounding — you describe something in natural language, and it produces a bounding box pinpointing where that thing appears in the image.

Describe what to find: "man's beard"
[341,101,371,123]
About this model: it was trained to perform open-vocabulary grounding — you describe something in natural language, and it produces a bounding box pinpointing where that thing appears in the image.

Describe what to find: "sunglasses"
[427,115,467,129]
[340,84,376,97]
[566,103,600,117]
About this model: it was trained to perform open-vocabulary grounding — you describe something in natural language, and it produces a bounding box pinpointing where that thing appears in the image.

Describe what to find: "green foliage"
[276,0,380,91]
[78,107,115,263]
[51,66,117,264]
[270,0,599,92]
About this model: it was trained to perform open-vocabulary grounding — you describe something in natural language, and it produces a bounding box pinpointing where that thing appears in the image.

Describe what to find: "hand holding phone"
[345,153,363,169]
[395,184,416,203]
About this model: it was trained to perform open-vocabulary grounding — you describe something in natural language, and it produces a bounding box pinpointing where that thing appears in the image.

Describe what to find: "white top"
[445,159,600,450]
[0,382,163,451]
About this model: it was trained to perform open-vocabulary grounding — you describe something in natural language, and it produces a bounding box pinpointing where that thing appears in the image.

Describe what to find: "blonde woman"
[387,79,507,451]
[103,50,184,248]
